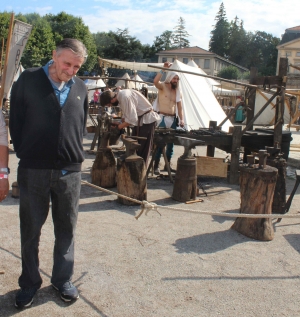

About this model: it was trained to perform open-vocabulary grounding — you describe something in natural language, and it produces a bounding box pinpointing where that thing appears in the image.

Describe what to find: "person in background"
[93,88,100,105]
[0,111,9,202]
[10,38,89,309]
[100,89,160,165]
[153,61,184,174]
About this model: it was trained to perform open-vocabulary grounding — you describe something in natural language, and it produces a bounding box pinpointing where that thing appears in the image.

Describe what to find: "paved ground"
[1,126,300,317]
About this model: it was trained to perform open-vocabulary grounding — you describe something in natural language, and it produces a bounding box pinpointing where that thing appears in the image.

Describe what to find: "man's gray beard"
[171,82,177,89]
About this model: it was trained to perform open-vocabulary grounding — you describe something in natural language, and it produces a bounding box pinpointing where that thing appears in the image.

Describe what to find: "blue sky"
[5,0,299,50]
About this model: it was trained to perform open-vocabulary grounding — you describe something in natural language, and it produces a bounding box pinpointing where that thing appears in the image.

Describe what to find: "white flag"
[3,20,32,99]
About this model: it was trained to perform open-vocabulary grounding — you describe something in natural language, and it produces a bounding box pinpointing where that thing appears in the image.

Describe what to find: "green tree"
[209,2,230,57]
[153,30,174,52]
[172,17,190,48]
[101,28,144,61]
[217,65,240,79]
[45,12,97,74]
[227,17,248,66]
[246,31,280,75]
[21,17,55,68]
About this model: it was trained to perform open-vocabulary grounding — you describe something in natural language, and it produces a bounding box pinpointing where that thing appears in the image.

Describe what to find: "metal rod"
[147,65,258,88]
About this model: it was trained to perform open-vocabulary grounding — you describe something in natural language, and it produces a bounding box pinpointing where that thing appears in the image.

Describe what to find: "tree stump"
[172,157,197,202]
[116,157,147,205]
[91,132,116,188]
[232,165,278,241]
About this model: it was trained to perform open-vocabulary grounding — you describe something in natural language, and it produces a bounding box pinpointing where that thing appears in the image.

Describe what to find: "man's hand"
[0,178,9,202]
[179,120,185,127]
[163,62,172,69]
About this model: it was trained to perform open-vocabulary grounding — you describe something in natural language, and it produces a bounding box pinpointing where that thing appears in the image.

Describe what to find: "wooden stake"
[0,13,14,109]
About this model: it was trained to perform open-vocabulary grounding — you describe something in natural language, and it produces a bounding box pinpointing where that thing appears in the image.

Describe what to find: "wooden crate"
[195,156,228,178]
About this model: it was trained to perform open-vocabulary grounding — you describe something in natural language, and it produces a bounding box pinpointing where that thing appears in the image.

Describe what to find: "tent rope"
[81,180,300,220]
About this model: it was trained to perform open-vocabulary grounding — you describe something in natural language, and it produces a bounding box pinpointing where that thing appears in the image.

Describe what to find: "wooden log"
[91,148,116,188]
[116,157,147,205]
[228,125,242,184]
[172,157,197,202]
[232,165,278,241]
[267,157,287,214]
[91,131,117,188]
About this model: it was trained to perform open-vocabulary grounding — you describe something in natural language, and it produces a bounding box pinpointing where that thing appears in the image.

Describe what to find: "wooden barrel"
[172,157,197,202]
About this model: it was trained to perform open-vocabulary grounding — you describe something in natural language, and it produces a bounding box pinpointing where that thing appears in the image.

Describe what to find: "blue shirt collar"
[42,60,75,87]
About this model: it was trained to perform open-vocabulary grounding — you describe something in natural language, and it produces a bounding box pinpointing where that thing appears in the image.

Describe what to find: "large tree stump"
[91,132,116,188]
[232,165,278,241]
[116,157,147,205]
[172,157,197,202]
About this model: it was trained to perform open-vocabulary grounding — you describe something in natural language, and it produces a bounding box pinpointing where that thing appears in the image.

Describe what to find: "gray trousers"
[17,167,81,289]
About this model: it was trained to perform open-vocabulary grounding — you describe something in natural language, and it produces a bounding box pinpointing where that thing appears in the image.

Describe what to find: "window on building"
[183,58,188,64]
[194,58,199,65]
[296,52,300,57]
[162,57,167,63]
[285,51,291,56]
[172,58,175,62]
[204,59,210,69]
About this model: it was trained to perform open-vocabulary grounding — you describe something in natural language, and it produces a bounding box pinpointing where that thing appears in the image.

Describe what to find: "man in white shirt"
[153,61,184,174]
[100,89,160,165]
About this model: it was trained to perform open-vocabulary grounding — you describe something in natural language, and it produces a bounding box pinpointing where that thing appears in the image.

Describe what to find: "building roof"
[157,46,214,55]
[279,26,300,45]
[157,46,249,72]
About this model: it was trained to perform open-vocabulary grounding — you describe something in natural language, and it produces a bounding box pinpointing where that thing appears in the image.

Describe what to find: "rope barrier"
[81,180,300,220]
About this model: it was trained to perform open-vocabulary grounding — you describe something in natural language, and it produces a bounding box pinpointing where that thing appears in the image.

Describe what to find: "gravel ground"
[1,129,300,317]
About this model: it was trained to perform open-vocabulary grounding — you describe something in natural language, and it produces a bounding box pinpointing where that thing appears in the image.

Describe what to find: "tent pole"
[148,65,258,89]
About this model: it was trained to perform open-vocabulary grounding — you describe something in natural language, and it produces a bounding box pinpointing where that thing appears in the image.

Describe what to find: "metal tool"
[277,170,300,222]
[121,135,146,162]
[258,149,269,169]
[176,136,205,158]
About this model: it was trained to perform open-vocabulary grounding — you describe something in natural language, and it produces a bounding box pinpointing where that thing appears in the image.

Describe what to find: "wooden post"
[274,58,288,147]
[228,125,242,184]
[246,67,258,131]
[116,156,147,205]
[206,120,217,157]
[267,156,287,214]
[172,157,197,202]
[232,165,278,241]
[0,13,14,109]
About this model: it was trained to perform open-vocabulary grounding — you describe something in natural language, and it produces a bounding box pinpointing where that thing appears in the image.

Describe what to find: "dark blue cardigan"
[9,67,89,171]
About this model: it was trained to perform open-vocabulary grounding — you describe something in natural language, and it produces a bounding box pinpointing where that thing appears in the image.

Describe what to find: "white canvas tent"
[248,90,294,125]
[131,74,146,90]
[187,60,220,88]
[213,86,241,96]
[115,73,135,89]
[168,60,232,132]
[84,78,106,102]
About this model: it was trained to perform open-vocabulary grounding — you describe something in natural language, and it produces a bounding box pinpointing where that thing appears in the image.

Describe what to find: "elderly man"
[10,38,89,308]
[100,89,160,165]
[0,111,9,202]
[153,61,184,174]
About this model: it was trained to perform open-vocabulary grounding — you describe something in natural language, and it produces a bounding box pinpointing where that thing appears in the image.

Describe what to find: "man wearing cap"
[153,61,184,174]
[100,89,160,165]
